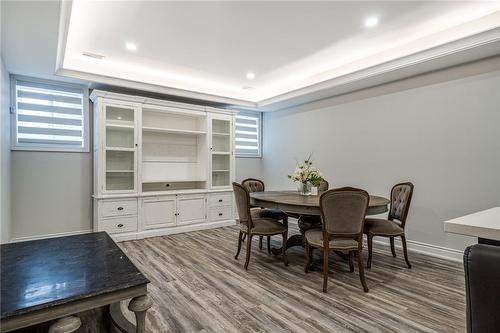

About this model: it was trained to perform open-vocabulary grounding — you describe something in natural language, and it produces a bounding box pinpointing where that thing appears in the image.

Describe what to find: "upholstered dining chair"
[241,178,288,253]
[304,187,369,293]
[296,180,329,231]
[233,182,288,269]
[364,182,414,269]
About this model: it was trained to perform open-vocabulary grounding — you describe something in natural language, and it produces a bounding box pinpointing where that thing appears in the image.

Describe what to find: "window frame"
[10,75,90,153]
[234,110,262,158]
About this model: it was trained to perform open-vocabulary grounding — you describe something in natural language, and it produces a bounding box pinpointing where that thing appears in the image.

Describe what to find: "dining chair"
[304,187,369,293]
[296,180,329,231]
[241,178,288,253]
[233,182,288,269]
[364,182,414,269]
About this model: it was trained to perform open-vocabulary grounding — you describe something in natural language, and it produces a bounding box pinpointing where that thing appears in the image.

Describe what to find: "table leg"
[48,316,81,333]
[128,295,153,333]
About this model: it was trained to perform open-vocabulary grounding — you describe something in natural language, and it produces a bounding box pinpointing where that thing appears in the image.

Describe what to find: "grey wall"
[1,57,11,243]
[10,151,93,240]
[261,59,500,252]
[235,157,262,182]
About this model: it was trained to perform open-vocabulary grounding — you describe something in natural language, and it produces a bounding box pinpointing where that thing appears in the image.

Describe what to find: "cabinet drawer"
[209,206,233,221]
[99,216,137,234]
[101,199,137,217]
[208,193,233,207]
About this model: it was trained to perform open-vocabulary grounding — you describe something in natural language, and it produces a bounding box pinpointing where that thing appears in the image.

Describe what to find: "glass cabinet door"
[104,104,136,192]
[211,117,231,188]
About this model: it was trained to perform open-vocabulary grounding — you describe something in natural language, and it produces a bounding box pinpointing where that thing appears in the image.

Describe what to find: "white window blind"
[11,76,88,152]
[235,111,261,157]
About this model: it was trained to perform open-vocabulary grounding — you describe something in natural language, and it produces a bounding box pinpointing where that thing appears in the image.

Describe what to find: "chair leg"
[348,251,354,272]
[282,231,288,266]
[235,231,243,260]
[267,236,271,254]
[244,234,253,270]
[322,247,329,293]
[367,234,373,269]
[401,235,412,268]
[390,237,397,257]
[242,233,246,242]
[357,247,369,292]
[259,236,263,250]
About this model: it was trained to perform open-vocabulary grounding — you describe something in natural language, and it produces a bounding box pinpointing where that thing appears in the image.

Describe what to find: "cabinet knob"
[117,207,124,211]
[117,224,124,228]
[218,199,223,202]
[218,213,223,216]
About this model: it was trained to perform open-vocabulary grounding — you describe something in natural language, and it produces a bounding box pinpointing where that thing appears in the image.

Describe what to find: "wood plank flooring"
[119,223,466,333]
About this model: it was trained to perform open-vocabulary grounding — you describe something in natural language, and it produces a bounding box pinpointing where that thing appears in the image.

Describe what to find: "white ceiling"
[61,0,500,103]
[2,1,500,109]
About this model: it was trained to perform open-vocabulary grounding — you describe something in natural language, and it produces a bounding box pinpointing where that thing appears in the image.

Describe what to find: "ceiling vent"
[82,52,105,60]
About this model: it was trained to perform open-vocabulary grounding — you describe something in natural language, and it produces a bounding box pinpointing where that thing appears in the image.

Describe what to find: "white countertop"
[444,207,500,241]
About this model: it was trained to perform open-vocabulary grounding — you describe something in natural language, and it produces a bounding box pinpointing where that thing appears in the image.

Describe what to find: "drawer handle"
[218,199,223,202]
[117,207,124,211]
[218,213,223,216]
[117,223,124,228]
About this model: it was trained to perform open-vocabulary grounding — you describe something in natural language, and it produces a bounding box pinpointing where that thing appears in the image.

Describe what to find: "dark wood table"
[1,232,151,333]
[250,191,390,256]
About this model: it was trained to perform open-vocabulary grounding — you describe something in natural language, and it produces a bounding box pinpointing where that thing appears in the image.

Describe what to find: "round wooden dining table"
[249,191,390,257]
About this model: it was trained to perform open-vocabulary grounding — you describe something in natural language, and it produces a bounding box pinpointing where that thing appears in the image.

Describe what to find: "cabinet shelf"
[142,178,206,183]
[106,147,135,152]
[142,127,206,135]
[212,170,230,172]
[106,123,134,129]
[212,152,230,155]
[212,132,230,136]
[106,170,134,173]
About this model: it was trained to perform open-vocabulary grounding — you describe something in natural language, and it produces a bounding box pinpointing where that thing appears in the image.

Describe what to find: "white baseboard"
[372,238,464,262]
[10,229,93,243]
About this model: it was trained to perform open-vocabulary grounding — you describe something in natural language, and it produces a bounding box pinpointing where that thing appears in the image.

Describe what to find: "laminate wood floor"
[119,223,466,333]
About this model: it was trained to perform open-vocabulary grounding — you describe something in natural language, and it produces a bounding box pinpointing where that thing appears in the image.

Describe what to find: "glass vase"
[298,181,312,196]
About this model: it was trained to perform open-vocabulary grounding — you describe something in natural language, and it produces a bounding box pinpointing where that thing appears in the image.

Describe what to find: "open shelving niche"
[141,106,208,193]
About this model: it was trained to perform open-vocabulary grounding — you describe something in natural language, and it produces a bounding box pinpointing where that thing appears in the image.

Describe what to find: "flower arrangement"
[288,155,324,195]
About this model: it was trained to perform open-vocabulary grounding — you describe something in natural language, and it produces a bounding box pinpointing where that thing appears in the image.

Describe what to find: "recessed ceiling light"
[125,42,137,51]
[246,72,255,80]
[364,17,379,28]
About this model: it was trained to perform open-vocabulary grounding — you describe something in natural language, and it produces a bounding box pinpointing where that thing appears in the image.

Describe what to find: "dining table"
[249,191,390,258]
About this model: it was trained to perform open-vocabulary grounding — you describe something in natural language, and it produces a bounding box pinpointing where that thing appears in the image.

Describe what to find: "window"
[235,111,262,157]
[11,76,89,152]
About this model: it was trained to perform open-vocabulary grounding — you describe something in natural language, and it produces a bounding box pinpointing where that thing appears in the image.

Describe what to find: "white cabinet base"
[94,190,235,242]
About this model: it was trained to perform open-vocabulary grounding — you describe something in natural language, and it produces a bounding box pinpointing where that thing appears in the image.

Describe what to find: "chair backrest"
[388,182,414,227]
[320,187,369,237]
[241,178,265,193]
[318,179,329,193]
[232,182,252,228]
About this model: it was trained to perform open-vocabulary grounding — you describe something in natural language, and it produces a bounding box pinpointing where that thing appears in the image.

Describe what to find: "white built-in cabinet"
[91,90,237,241]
